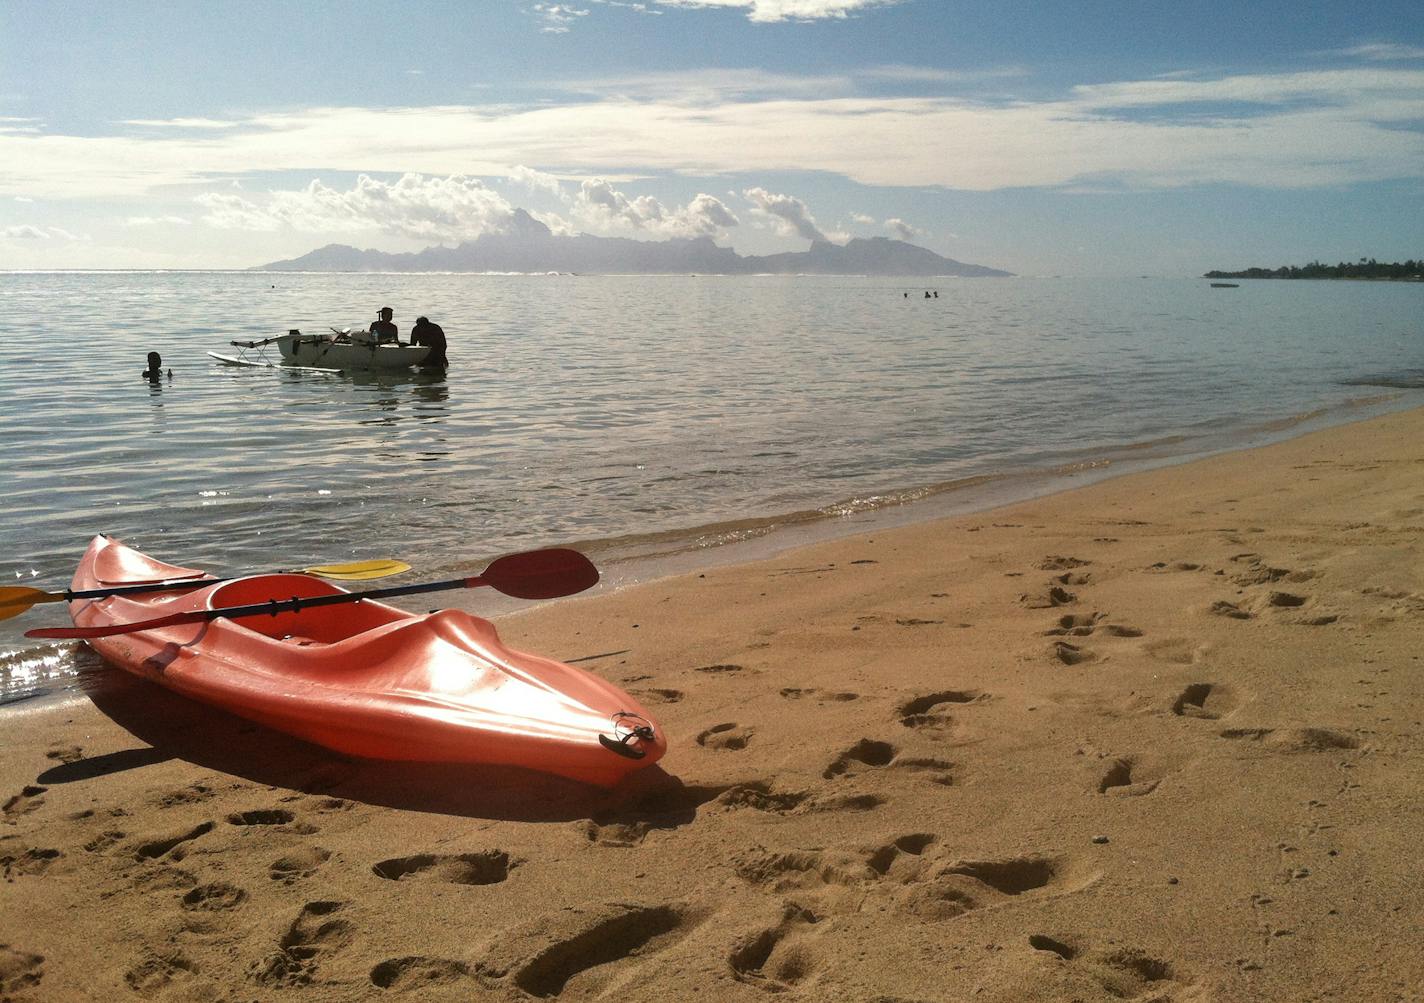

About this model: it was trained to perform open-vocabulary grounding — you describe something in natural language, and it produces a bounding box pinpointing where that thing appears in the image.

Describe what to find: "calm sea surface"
[2,271,1421,702]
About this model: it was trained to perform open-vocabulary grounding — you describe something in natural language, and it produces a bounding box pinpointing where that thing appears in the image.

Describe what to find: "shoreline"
[3,402,1423,999]
[2,387,1417,708]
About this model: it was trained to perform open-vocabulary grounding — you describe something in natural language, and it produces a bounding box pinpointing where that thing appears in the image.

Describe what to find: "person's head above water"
[378,306,394,320]
[146,351,162,370]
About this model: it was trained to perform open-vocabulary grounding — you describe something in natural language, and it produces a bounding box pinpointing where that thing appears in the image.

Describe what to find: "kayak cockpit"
[206,574,406,643]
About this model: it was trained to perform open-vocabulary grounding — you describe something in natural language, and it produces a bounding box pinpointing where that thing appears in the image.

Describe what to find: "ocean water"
[1,271,1421,702]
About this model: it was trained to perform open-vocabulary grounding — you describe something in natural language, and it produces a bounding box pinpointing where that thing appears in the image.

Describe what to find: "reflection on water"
[1,272,1422,688]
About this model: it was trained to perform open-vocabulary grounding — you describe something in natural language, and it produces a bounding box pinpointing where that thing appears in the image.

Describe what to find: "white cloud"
[510,165,566,198]
[743,186,828,242]
[196,174,517,241]
[120,117,241,129]
[850,211,875,224]
[125,215,192,227]
[573,179,739,236]
[652,0,900,22]
[2,224,83,240]
[885,217,921,240]
[529,3,590,32]
[14,196,34,203]
[1336,43,1424,62]
[1,67,1420,201]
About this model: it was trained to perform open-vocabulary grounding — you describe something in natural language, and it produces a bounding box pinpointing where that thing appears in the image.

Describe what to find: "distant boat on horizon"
[1210,282,1240,288]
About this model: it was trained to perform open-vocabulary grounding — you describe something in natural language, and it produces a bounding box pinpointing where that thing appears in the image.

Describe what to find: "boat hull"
[68,537,664,786]
[278,334,430,370]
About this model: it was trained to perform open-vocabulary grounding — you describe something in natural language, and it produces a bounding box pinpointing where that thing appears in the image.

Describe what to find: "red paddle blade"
[479,548,599,600]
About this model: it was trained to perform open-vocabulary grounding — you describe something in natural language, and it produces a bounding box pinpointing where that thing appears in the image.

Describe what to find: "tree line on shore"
[1204,258,1422,280]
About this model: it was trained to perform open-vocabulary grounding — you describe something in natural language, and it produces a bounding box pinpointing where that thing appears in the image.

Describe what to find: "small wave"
[1340,371,1424,390]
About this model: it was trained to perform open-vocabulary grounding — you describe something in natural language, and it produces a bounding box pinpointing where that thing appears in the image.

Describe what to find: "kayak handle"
[599,713,656,760]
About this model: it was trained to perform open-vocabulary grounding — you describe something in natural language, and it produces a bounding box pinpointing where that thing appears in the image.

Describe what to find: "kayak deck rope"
[599,712,656,759]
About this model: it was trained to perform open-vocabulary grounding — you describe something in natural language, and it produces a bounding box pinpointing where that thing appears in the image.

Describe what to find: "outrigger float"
[208,328,430,374]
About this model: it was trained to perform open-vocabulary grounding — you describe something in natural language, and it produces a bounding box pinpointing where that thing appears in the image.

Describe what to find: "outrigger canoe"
[209,328,430,373]
[62,536,664,787]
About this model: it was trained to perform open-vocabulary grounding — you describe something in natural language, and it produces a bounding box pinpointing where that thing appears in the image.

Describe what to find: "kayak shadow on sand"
[68,670,712,827]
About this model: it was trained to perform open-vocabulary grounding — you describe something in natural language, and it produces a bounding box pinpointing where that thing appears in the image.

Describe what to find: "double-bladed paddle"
[23,548,598,640]
[0,558,412,623]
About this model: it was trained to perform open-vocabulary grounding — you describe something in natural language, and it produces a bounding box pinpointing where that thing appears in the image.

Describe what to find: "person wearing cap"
[410,315,448,369]
[371,306,399,345]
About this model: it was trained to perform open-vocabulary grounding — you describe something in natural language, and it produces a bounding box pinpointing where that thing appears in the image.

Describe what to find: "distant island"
[1204,258,1422,281]
[254,209,1012,277]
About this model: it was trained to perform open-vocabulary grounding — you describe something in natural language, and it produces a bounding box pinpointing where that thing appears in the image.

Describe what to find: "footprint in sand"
[1095,757,1161,797]
[132,821,214,862]
[1,845,63,879]
[577,820,651,847]
[252,901,353,988]
[182,881,249,911]
[716,781,884,815]
[370,956,474,991]
[697,723,754,751]
[897,690,982,730]
[83,830,127,854]
[1022,586,1077,609]
[1038,556,1091,571]
[226,808,295,827]
[2,786,47,817]
[738,840,1096,924]
[268,846,332,884]
[124,950,198,998]
[1044,613,1102,636]
[154,783,215,809]
[1218,726,1360,753]
[779,687,859,702]
[0,945,44,996]
[1052,641,1097,665]
[472,902,694,998]
[823,739,897,779]
[1209,600,1253,620]
[1171,682,1238,720]
[1143,638,1202,665]
[729,904,819,993]
[632,688,684,704]
[695,663,744,674]
[371,851,517,885]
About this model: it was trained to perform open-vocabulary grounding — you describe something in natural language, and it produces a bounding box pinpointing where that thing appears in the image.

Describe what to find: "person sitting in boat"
[371,306,399,345]
[410,316,448,369]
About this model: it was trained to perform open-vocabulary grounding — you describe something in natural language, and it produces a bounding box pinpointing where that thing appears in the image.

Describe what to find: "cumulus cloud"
[510,165,565,198]
[573,179,739,236]
[743,186,828,242]
[885,217,921,240]
[849,211,875,225]
[529,3,590,32]
[196,174,517,241]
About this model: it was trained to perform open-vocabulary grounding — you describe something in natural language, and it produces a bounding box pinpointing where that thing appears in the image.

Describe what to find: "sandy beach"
[3,404,1423,1002]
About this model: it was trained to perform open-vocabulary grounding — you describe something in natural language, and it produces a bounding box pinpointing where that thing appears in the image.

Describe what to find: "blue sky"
[2,0,1421,274]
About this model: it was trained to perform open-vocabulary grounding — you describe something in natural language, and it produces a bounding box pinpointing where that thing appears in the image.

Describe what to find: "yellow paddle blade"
[301,559,411,581]
[0,586,63,621]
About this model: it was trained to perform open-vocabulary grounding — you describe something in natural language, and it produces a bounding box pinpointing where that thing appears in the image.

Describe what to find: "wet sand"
[3,406,1423,1001]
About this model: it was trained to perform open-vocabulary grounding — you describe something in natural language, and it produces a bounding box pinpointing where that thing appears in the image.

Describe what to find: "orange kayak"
[67,536,664,787]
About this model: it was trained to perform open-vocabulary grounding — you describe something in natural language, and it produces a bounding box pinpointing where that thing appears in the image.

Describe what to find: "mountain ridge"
[253,211,1012,277]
